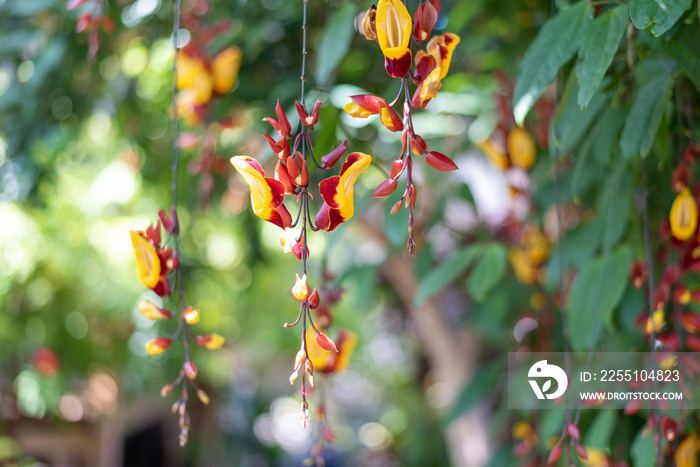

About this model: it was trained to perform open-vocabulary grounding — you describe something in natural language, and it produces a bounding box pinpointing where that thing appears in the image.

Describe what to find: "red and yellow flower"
[230,156,292,229]
[316,152,372,231]
[196,334,225,350]
[412,33,461,108]
[376,0,413,78]
[130,222,177,297]
[306,328,357,374]
[343,95,403,132]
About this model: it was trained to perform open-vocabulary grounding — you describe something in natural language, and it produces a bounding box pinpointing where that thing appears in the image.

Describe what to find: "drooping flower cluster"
[130,212,225,446]
[348,0,461,255]
[232,97,367,429]
[175,4,243,207]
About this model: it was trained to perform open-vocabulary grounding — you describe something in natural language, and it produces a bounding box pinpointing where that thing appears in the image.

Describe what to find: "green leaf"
[576,5,628,109]
[414,244,481,305]
[513,1,591,125]
[631,428,657,467]
[566,246,632,351]
[619,59,676,158]
[555,80,609,153]
[596,161,631,249]
[315,3,358,87]
[466,243,507,302]
[630,0,693,36]
[584,410,618,449]
[446,363,501,423]
[664,25,700,93]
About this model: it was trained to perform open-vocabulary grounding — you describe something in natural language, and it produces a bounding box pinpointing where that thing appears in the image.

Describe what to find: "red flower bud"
[575,444,588,460]
[184,361,198,380]
[373,178,398,198]
[630,260,647,289]
[567,423,580,441]
[315,331,338,352]
[321,140,347,169]
[547,444,561,465]
[308,288,320,309]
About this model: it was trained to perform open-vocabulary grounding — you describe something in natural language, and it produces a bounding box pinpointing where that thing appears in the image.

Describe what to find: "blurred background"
[3,0,694,465]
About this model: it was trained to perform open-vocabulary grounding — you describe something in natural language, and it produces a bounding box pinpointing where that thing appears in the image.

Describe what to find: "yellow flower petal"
[130,231,161,289]
[212,47,242,95]
[507,127,536,170]
[676,434,700,467]
[670,187,698,240]
[334,331,357,373]
[426,33,460,79]
[376,0,412,60]
[343,102,372,118]
[230,156,276,220]
[335,152,372,219]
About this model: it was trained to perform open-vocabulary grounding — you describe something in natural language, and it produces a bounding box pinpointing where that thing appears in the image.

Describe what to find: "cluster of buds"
[67,0,114,60]
[173,3,243,207]
[348,0,461,255]
[130,207,225,446]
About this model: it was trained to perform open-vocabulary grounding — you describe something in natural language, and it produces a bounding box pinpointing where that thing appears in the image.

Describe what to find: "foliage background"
[1,0,699,466]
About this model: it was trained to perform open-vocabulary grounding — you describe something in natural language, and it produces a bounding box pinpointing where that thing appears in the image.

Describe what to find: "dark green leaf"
[315,3,358,87]
[619,59,676,158]
[664,25,700,92]
[556,80,609,153]
[630,0,692,36]
[513,1,591,125]
[415,244,481,305]
[566,246,632,351]
[466,243,507,302]
[576,5,628,109]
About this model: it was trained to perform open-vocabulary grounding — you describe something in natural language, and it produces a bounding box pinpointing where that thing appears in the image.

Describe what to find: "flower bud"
[308,288,320,309]
[294,349,306,369]
[160,384,174,397]
[197,389,210,405]
[361,5,377,42]
[146,337,171,356]
[184,361,198,380]
[196,334,225,349]
[547,444,561,465]
[183,306,200,324]
[138,300,172,320]
[315,331,338,352]
[289,368,299,385]
[292,274,310,301]
[575,444,588,460]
